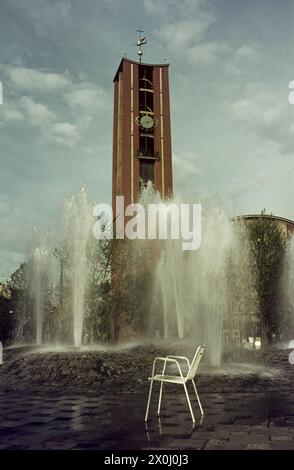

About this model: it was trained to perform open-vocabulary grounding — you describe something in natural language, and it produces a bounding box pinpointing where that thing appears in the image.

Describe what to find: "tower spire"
[136,27,147,63]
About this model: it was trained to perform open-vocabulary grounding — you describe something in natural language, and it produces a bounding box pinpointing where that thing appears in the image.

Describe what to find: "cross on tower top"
[136,28,147,63]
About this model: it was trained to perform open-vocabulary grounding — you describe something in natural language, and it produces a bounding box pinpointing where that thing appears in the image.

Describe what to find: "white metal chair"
[145,345,205,423]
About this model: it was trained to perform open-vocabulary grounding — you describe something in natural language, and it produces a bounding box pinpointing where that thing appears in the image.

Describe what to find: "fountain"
[281,235,294,342]
[11,186,261,367]
[59,187,94,347]
[151,199,241,366]
[16,188,101,348]
[140,187,260,366]
[29,231,51,345]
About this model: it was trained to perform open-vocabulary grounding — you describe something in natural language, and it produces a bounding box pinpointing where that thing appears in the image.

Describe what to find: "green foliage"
[52,245,72,343]
[245,211,286,341]
[6,263,34,343]
[83,236,112,343]
[110,239,152,341]
[0,284,12,343]
[225,223,260,339]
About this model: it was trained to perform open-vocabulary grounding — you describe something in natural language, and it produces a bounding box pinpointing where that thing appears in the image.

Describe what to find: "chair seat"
[149,374,185,383]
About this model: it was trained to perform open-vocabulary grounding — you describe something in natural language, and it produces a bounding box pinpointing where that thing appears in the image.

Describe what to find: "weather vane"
[136,27,147,63]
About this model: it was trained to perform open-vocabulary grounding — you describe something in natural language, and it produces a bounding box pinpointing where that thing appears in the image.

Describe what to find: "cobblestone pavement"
[1,389,294,450]
[0,345,294,450]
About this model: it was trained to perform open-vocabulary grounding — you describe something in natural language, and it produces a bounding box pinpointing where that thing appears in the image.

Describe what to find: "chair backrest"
[186,345,205,380]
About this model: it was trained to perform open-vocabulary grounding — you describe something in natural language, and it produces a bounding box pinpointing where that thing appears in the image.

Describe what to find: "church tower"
[112,35,173,213]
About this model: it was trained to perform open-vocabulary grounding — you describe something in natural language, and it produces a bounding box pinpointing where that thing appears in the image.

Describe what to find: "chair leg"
[192,379,204,415]
[183,383,195,422]
[157,361,167,416]
[157,382,164,415]
[145,379,154,422]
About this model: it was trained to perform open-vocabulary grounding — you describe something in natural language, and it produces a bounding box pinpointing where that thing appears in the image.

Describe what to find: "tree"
[53,246,71,343]
[6,263,35,343]
[0,283,12,343]
[225,223,260,341]
[110,238,152,341]
[83,236,112,343]
[246,210,286,343]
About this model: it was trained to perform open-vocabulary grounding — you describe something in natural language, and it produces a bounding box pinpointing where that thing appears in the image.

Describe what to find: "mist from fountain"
[282,236,294,340]
[17,188,97,348]
[150,203,229,365]
[59,187,94,347]
[146,188,259,366]
[25,228,51,345]
[14,185,259,362]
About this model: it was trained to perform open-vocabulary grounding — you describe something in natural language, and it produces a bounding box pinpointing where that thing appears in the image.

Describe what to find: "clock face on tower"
[139,114,155,129]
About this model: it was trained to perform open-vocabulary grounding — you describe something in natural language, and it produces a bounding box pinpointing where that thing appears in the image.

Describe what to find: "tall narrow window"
[139,135,154,157]
[139,65,154,113]
[139,66,153,89]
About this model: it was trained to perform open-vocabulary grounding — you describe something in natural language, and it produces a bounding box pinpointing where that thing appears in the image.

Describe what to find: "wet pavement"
[1,345,294,450]
[1,388,294,450]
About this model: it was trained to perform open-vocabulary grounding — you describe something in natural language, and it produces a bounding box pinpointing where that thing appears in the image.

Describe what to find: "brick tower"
[112,51,173,213]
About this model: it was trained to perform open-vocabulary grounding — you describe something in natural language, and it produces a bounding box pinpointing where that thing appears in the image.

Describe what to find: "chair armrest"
[151,357,184,380]
[167,355,191,368]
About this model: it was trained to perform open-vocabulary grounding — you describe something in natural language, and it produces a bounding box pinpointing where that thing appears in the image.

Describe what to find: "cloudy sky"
[1,0,294,279]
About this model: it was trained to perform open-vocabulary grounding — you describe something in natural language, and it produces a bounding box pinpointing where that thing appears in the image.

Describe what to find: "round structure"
[232,214,294,239]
